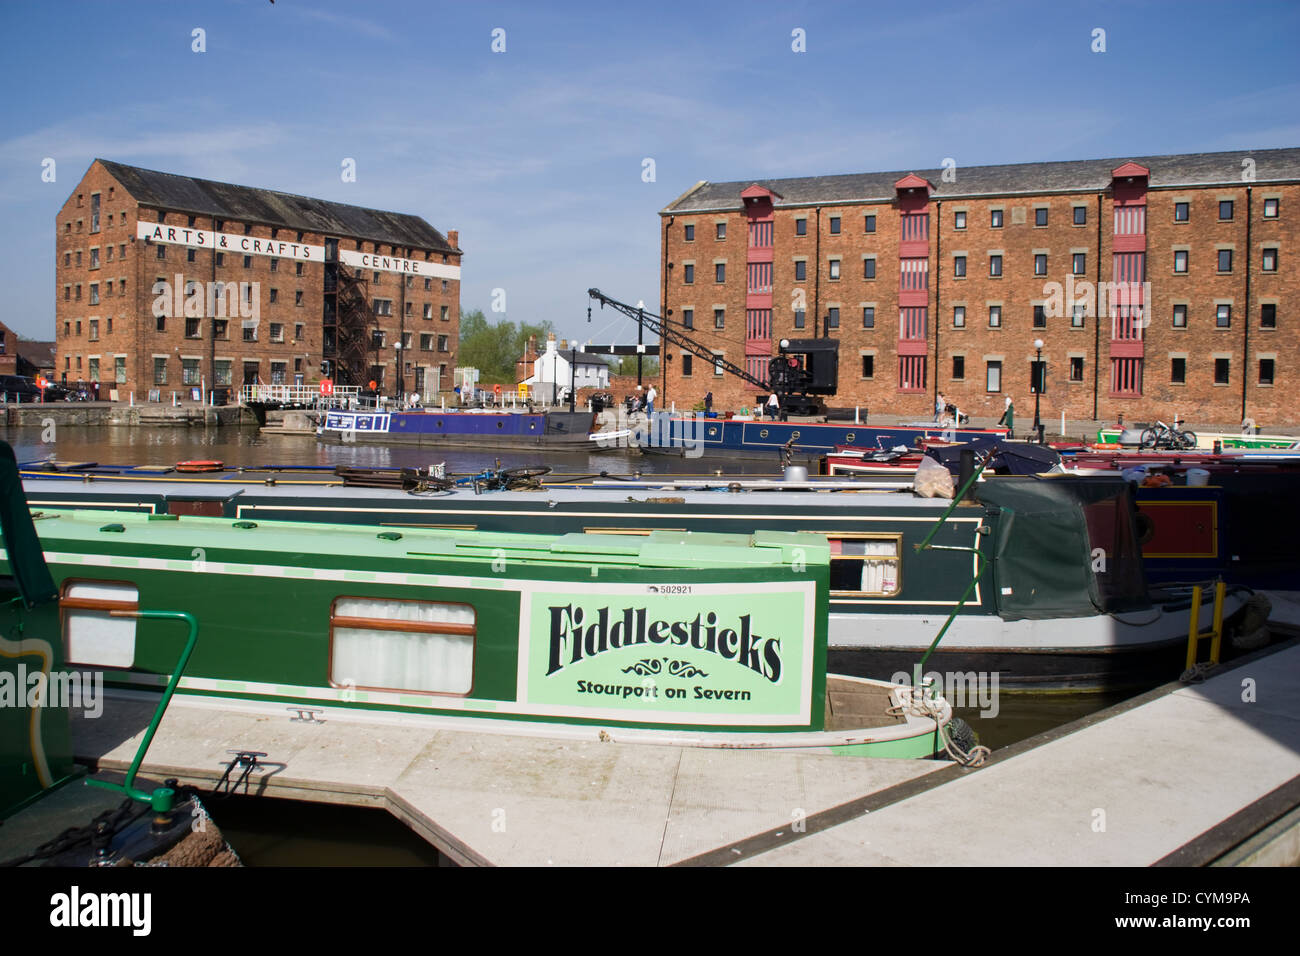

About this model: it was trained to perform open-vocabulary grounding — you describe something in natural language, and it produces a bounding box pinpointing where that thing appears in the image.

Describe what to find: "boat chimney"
[783,464,809,483]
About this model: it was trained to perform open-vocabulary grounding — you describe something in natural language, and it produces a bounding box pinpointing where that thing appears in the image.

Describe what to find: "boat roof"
[22,474,960,512]
[25,508,829,571]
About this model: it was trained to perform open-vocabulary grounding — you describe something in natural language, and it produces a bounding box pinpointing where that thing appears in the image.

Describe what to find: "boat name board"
[519,583,815,725]
[324,411,391,433]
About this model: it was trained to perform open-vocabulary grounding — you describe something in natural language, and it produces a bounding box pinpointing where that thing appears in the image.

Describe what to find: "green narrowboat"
[3,461,953,760]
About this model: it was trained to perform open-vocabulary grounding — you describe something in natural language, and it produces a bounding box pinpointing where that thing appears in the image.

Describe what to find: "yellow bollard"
[1185,585,1203,672]
[1209,579,1225,664]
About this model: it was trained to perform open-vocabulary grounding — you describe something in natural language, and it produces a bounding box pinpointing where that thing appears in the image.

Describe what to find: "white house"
[523,333,609,400]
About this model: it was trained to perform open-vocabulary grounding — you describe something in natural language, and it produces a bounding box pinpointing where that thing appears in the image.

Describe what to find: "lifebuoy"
[176,460,224,473]
[493,383,502,395]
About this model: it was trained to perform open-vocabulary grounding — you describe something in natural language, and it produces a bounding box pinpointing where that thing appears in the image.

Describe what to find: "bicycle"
[1139,420,1197,450]
[413,462,553,495]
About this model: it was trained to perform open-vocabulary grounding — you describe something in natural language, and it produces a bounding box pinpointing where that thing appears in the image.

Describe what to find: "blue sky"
[1,0,1297,344]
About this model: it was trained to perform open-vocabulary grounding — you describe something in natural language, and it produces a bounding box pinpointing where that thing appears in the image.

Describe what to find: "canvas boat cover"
[0,442,57,608]
[975,476,1150,621]
[925,437,1062,476]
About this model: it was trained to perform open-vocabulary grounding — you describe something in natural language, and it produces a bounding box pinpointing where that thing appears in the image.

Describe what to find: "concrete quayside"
[26,593,1298,867]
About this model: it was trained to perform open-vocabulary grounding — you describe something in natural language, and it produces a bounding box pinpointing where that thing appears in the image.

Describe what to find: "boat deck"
[824,677,905,730]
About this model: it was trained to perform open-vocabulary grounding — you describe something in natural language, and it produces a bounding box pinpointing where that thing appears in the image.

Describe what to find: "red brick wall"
[54,160,461,399]
[663,178,1300,427]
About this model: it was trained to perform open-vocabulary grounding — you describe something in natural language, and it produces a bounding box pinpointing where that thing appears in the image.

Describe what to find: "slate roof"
[97,160,458,253]
[662,147,1300,213]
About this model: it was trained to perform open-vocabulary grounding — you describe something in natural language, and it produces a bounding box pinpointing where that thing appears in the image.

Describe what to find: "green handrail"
[86,610,198,812]
[912,451,994,675]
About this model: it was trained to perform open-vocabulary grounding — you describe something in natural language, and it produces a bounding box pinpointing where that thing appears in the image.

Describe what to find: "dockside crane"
[586,288,839,416]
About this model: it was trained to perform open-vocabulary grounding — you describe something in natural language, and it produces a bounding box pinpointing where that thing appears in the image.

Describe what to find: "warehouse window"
[953,306,965,328]
[1217,249,1233,273]
[1263,198,1279,218]
[861,354,874,378]
[989,255,1002,277]
[1035,208,1048,227]
[952,355,965,380]
[1073,206,1087,226]
[1262,248,1278,272]
[1219,200,1234,221]
[862,307,874,329]
[1174,202,1189,222]
[795,218,807,236]
[986,360,1002,392]
[954,211,966,230]
[1173,250,1188,273]
[154,358,167,385]
[829,216,841,234]
[990,209,1003,228]
[1173,304,1187,328]
[1070,356,1084,381]
[682,308,693,329]
[1214,358,1230,385]
[1261,304,1276,329]
[1034,254,1047,276]
[1216,304,1231,328]
[684,224,695,241]
[1171,358,1186,384]
[1259,359,1274,386]
[330,597,475,696]
[864,214,876,233]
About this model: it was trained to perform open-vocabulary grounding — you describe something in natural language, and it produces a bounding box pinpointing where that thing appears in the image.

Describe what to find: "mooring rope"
[887,688,992,768]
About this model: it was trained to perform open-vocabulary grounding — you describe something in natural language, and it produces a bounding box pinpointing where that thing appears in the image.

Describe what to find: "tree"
[607,355,660,378]
[456,309,556,384]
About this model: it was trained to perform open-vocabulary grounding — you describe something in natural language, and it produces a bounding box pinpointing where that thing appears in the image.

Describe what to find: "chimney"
[446,229,459,250]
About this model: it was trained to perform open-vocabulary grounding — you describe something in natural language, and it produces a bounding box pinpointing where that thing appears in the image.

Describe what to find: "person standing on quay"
[935,392,947,423]
[645,384,657,416]
[998,397,1014,436]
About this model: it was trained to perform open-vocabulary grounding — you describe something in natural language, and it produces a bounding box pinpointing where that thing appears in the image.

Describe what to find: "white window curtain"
[64,582,138,667]
[332,599,474,695]
[833,540,900,594]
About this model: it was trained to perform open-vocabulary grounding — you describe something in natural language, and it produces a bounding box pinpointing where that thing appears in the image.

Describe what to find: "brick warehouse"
[658,148,1299,428]
[55,160,461,400]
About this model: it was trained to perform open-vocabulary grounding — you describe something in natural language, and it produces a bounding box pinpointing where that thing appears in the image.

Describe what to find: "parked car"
[0,375,41,403]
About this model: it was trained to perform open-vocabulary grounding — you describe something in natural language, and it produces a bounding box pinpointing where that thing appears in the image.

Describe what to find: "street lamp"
[1032,338,1044,443]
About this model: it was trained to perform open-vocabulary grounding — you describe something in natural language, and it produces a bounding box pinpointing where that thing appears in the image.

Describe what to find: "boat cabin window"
[824,535,902,596]
[330,598,475,696]
[61,581,139,668]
